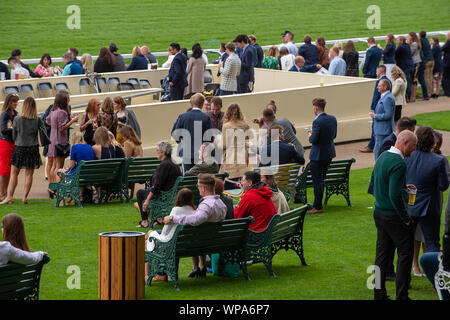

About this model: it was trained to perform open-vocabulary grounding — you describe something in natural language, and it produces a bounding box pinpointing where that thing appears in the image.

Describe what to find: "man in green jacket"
[370,130,417,300]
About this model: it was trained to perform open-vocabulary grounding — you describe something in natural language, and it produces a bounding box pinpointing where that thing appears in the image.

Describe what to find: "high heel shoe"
[48,190,56,199]
[0,198,14,205]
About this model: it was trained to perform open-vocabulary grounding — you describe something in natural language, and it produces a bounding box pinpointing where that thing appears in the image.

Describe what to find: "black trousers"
[373,211,414,300]
[170,85,185,101]
[310,159,331,210]
[443,67,450,96]
[136,189,151,221]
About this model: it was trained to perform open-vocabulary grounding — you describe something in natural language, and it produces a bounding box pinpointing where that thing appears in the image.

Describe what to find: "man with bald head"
[141,45,158,66]
[289,56,321,73]
[370,130,417,300]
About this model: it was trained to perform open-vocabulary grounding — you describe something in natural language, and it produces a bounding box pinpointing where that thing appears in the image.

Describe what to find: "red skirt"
[0,139,15,176]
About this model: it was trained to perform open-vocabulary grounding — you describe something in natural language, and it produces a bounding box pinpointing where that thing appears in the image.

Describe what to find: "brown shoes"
[307,208,324,214]
[152,274,168,282]
[359,146,373,153]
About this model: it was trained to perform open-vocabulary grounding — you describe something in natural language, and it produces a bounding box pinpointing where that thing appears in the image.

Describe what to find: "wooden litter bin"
[99,231,145,300]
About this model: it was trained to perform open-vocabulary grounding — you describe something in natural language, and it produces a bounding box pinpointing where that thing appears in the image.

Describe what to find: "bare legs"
[0,175,10,200]
[0,166,34,204]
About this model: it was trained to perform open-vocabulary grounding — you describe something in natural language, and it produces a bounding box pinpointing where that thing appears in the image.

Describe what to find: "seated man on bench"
[163,173,227,278]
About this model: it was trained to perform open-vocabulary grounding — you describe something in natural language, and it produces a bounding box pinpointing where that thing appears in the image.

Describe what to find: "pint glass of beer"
[408,185,417,205]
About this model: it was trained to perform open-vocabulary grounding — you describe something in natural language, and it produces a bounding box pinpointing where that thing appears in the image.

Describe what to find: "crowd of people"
[0,30,449,301]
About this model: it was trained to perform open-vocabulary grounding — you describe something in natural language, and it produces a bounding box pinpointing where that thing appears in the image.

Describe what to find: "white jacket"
[0,241,44,265]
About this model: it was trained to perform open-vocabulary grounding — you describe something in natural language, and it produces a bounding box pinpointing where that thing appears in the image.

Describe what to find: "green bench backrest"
[0,255,50,300]
[77,159,126,186]
[125,157,161,184]
[175,217,253,258]
[301,158,355,186]
[177,173,229,205]
[271,204,309,243]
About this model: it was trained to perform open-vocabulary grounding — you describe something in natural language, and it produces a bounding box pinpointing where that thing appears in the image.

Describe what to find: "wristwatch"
[169,215,173,222]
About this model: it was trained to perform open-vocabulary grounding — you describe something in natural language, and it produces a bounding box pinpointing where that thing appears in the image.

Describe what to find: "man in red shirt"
[234,171,277,231]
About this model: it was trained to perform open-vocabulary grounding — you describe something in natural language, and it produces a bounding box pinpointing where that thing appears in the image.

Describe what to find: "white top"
[0,241,44,265]
[146,205,196,251]
[10,65,30,80]
[280,54,295,71]
[162,55,175,68]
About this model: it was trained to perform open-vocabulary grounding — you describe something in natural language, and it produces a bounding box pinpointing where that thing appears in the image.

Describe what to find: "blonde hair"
[391,66,406,82]
[93,126,110,147]
[70,131,85,145]
[108,131,121,147]
[132,46,142,57]
[21,97,37,119]
[81,53,94,73]
[223,104,245,123]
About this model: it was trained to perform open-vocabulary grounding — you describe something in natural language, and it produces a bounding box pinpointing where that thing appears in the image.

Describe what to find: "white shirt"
[10,65,30,80]
[388,146,404,159]
[0,241,44,265]
[162,55,175,68]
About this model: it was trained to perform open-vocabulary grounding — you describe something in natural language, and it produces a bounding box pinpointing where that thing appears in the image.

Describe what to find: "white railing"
[1,30,448,65]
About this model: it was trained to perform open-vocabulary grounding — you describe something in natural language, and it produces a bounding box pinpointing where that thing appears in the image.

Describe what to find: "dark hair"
[170,43,180,51]
[415,126,435,152]
[198,173,216,193]
[367,37,376,44]
[181,48,188,56]
[304,35,312,44]
[52,92,70,114]
[191,43,203,59]
[11,49,21,57]
[220,43,226,51]
[397,117,417,132]
[175,188,194,208]
[234,34,248,44]
[312,98,326,110]
[432,130,443,155]
[2,93,19,114]
[263,107,275,122]
[344,40,356,52]
[419,30,427,38]
[377,65,387,74]
[211,96,222,107]
[98,46,115,65]
[431,37,440,46]
[214,178,224,194]
[120,125,142,146]
[7,57,17,64]
[69,47,79,57]
[109,43,118,53]
[39,53,52,66]
[244,171,261,185]
[262,174,277,189]
[267,100,277,113]
[386,33,395,43]
[2,214,31,252]
[316,37,325,47]
[398,36,406,44]
[113,96,127,110]
[248,35,256,43]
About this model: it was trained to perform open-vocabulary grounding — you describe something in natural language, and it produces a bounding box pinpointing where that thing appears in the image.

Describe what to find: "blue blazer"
[171,109,212,160]
[363,46,383,77]
[259,141,305,167]
[238,45,255,87]
[168,53,188,89]
[309,113,337,161]
[395,44,414,72]
[126,55,148,71]
[288,64,319,73]
[373,92,395,136]
[298,43,320,66]
[370,75,391,110]
[406,151,449,218]
[382,43,396,64]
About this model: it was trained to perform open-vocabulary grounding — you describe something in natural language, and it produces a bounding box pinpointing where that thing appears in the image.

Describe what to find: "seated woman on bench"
[0,213,47,265]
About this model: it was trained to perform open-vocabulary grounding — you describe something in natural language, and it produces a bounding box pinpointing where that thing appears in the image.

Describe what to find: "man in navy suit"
[298,35,320,67]
[234,34,254,94]
[289,56,321,73]
[379,117,417,155]
[168,42,188,101]
[307,98,337,214]
[370,79,395,160]
[171,93,213,172]
[363,37,383,78]
[360,65,391,153]
[259,125,305,167]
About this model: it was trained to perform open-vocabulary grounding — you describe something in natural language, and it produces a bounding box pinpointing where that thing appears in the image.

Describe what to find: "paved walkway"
[8,97,450,200]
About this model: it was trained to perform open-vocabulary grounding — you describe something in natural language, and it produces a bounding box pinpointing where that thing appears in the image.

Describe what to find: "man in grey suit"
[370,79,395,160]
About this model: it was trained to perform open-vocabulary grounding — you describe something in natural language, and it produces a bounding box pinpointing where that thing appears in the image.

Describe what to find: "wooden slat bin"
[99,231,145,300]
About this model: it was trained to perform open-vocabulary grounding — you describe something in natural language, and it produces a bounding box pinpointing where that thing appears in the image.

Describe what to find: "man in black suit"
[171,93,213,173]
[234,34,254,94]
[307,98,337,214]
[0,61,10,80]
[11,48,40,78]
[168,42,188,101]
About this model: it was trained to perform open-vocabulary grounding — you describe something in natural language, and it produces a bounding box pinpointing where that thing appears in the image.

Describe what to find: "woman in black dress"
[342,40,359,77]
[80,98,100,146]
[94,47,116,73]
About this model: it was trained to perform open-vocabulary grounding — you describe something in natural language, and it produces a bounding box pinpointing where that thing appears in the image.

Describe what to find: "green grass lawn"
[0,0,449,65]
[413,111,450,132]
[1,167,447,300]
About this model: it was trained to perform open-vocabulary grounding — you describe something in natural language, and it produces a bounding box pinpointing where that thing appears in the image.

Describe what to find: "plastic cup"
[0,72,5,81]
[408,187,417,205]
[15,73,19,80]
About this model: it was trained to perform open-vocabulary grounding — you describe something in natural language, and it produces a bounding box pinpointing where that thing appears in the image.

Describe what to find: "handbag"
[38,118,51,147]
[55,142,71,158]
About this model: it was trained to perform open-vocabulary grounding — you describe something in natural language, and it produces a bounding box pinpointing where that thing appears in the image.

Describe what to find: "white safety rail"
[1,30,448,65]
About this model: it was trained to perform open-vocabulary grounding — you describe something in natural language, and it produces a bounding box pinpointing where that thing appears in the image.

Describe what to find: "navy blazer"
[370,75,390,110]
[171,109,212,160]
[382,42,396,64]
[395,44,414,72]
[379,132,397,155]
[363,46,383,77]
[168,53,188,89]
[254,44,264,68]
[309,113,337,161]
[373,92,395,136]
[298,43,320,66]
[238,45,255,87]
[259,141,305,167]
[406,151,449,218]
[289,64,319,73]
[442,39,450,68]
[126,55,148,71]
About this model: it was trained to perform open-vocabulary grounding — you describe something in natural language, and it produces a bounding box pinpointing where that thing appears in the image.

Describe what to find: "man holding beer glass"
[369,130,418,300]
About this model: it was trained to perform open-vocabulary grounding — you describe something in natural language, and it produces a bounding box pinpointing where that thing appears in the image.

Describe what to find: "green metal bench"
[49,158,127,207]
[245,204,310,278]
[145,217,254,290]
[122,156,161,202]
[295,158,355,207]
[148,173,229,226]
[0,255,50,300]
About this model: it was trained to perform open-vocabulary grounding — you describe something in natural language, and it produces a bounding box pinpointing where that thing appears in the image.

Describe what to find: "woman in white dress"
[144,188,196,282]
[278,46,295,71]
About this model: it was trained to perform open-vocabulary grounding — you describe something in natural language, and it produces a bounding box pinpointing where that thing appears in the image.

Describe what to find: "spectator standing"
[248,35,264,68]
[0,97,44,205]
[407,32,426,102]
[109,43,126,72]
[207,96,225,131]
[81,53,94,73]
[113,96,141,143]
[98,97,118,136]
[378,117,417,157]
[162,46,175,69]
[379,34,396,82]
[316,37,330,69]
[185,43,206,98]
[234,34,255,93]
[126,46,148,71]
[298,35,319,68]
[395,36,415,101]
[168,42,188,101]
[419,31,435,99]
[430,37,443,98]
[0,94,19,201]
[390,66,407,122]
[342,40,359,77]
[443,32,450,96]
[218,43,241,96]
[279,46,295,71]
[262,46,280,70]
[328,47,347,76]
[281,31,298,56]
[370,130,417,300]
[363,37,383,78]
[80,98,100,146]
[94,47,116,73]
